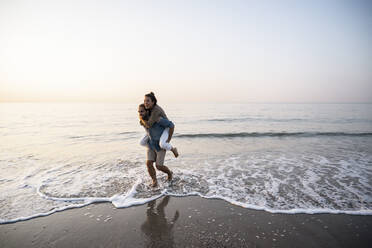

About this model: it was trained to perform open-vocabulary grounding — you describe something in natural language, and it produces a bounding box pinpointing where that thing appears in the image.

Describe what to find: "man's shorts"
[147,148,166,166]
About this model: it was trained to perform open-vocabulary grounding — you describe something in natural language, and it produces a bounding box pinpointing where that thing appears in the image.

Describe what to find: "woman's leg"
[159,128,172,151]
[140,135,149,147]
[159,128,179,158]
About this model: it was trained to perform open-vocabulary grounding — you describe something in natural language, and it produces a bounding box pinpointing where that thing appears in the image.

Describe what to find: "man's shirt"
[144,118,174,151]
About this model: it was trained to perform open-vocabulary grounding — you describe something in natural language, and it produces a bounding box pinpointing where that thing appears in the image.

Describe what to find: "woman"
[140,92,179,158]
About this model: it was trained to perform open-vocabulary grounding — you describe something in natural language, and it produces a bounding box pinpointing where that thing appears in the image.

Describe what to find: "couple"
[138,92,179,187]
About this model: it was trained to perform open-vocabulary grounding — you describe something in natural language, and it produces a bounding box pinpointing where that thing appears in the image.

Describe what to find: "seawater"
[1,103,372,223]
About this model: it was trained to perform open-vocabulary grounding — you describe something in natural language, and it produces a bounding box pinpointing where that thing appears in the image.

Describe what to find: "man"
[138,104,174,187]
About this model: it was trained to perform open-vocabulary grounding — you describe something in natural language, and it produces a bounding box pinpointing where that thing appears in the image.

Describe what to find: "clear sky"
[0,0,371,103]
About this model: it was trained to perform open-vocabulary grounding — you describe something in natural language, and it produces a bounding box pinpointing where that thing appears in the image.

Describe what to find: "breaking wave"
[175,132,372,138]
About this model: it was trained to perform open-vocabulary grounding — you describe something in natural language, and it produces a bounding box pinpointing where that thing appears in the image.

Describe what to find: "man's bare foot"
[150,180,158,187]
[167,171,173,181]
[171,147,179,158]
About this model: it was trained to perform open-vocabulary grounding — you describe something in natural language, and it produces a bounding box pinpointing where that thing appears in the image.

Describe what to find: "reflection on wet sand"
[141,196,180,247]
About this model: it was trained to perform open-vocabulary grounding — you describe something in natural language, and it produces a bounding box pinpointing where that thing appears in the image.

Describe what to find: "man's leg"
[155,164,173,181]
[155,149,173,181]
[146,160,158,187]
[146,149,158,187]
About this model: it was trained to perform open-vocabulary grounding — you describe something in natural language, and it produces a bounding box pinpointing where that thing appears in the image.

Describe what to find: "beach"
[1,196,371,248]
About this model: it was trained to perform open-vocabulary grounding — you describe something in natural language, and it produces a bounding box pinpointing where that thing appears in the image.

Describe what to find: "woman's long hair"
[145,92,157,106]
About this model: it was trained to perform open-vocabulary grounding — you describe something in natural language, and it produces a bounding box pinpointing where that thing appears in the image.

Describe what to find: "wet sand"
[1,196,371,247]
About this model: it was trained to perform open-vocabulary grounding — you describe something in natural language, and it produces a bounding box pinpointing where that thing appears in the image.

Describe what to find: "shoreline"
[3,194,372,225]
[1,196,371,247]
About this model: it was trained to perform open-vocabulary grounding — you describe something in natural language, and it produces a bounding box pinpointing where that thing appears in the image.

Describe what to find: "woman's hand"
[140,118,150,128]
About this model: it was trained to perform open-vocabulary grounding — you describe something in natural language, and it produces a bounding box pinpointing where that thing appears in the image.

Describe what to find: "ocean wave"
[175,132,372,138]
[2,178,371,224]
[200,117,372,125]
[204,117,306,122]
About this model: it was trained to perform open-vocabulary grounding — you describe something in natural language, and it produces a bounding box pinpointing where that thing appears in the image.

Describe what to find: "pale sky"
[0,0,371,103]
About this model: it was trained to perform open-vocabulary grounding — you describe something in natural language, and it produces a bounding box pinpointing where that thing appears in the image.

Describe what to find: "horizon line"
[1,100,371,104]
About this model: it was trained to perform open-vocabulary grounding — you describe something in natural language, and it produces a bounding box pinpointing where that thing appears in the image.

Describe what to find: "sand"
[1,196,371,247]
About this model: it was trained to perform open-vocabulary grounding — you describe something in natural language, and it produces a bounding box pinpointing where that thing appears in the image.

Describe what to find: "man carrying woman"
[138,92,179,187]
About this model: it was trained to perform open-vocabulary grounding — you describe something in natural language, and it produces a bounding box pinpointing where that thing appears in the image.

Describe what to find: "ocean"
[1,103,372,223]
